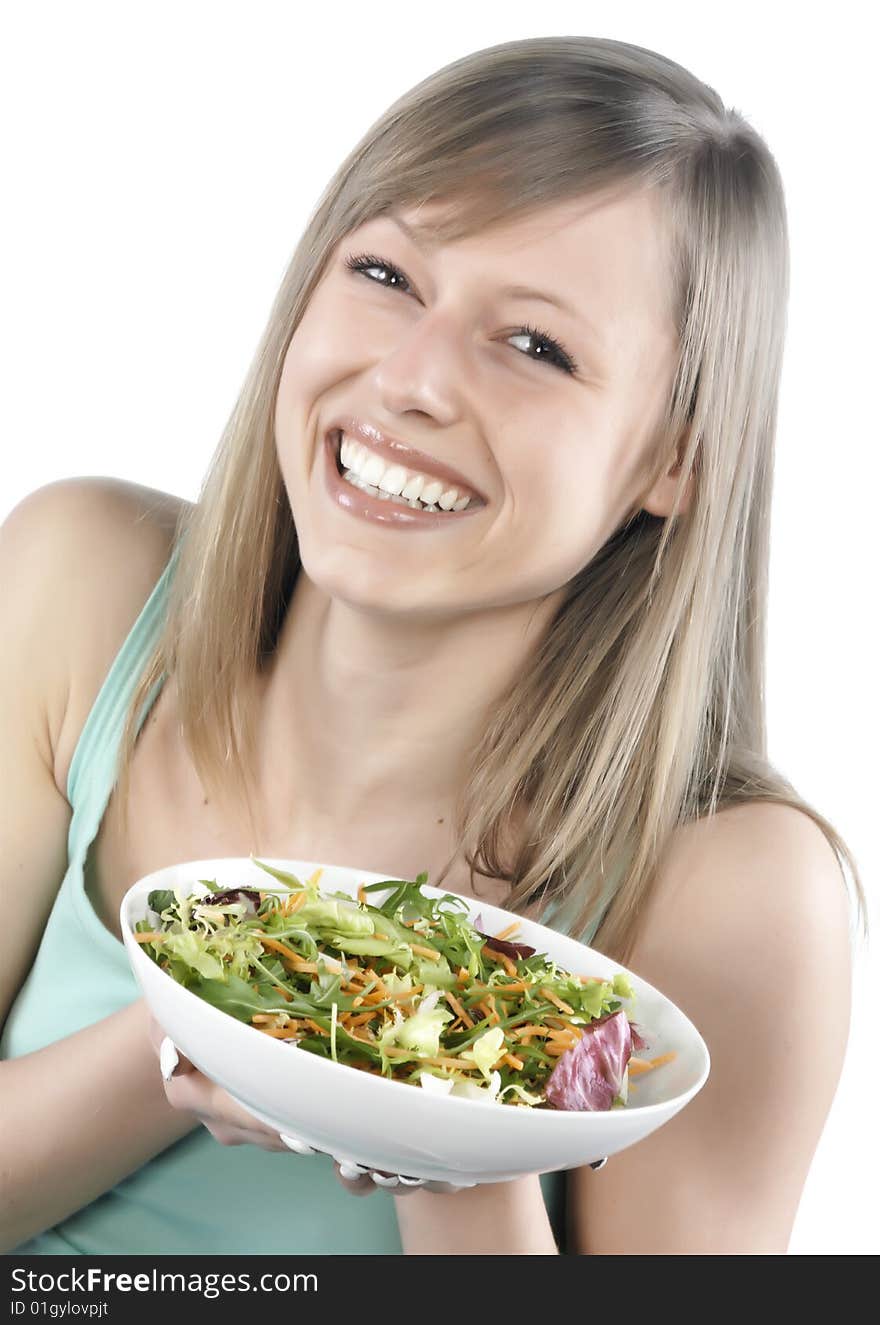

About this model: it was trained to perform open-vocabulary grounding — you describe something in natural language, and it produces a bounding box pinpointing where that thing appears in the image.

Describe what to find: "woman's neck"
[247,569,564,837]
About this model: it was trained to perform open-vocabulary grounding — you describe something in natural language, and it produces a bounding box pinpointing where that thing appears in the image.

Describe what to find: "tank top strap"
[66,543,181,865]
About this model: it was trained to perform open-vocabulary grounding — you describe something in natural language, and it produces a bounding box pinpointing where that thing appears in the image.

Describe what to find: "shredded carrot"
[361,974,389,999]
[342,1028,374,1046]
[457,967,469,986]
[383,1048,481,1071]
[258,935,307,965]
[272,985,293,1002]
[628,1051,676,1076]
[363,984,423,1006]
[484,947,518,978]
[493,921,522,942]
[540,988,576,1016]
[545,1040,578,1056]
[503,1052,524,1071]
[471,979,531,995]
[255,1026,301,1039]
[357,884,368,905]
[284,890,308,916]
[410,943,443,960]
[304,1018,330,1037]
[351,995,365,1008]
[346,1011,376,1028]
[134,931,167,944]
[443,991,474,1028]
[513,1025,555,1039]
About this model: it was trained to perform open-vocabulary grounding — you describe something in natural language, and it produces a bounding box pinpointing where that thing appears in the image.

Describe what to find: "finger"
[162,1070,280,1140]
[202,1121,292,1150]
[279,1134,321,1156]
[370,1171,402,1190]
[333,1161,376,1197]
[155,1032,195,1080]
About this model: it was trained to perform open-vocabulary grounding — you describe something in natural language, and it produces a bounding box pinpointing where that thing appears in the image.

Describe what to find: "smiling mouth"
[331,430,482,513]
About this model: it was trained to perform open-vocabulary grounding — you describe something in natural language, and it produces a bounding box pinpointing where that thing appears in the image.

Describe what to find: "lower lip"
[322,431,486,530]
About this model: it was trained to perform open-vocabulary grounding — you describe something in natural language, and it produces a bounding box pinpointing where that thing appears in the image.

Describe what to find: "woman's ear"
[639,431,695,519]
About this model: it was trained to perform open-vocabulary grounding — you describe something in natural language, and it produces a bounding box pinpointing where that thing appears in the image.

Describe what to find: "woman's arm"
[0,487,200,1252]
[567,802,853,1255]
[392,1174,559,1255]
[0,999,199,1251]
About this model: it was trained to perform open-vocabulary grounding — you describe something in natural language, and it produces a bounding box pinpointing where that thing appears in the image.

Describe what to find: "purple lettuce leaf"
[202,888,262,913]
[545,1009,633,1112]
[476,931,537,960]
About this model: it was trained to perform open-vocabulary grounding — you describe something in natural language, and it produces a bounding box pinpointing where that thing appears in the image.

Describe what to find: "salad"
[134,859,675,1111]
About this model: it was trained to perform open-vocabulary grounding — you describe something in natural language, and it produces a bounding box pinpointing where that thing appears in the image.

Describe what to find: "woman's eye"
[343,251,579,376]
[344,251,413,294]
[506,326,578,376]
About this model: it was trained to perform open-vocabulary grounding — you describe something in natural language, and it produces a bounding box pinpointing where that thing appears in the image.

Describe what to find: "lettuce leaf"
[544,1009,633,1111]
[459,1026,505,1080]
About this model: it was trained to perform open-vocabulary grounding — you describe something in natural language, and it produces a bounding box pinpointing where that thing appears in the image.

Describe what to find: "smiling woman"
[0,33,866,1256]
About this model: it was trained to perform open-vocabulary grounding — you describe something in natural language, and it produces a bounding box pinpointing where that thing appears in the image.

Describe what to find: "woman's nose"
[371,308,470,427]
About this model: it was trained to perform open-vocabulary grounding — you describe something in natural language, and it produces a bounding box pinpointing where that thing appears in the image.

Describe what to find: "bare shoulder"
[634,801,851,974]
[569,801,853,1253]
[3,476,192,800]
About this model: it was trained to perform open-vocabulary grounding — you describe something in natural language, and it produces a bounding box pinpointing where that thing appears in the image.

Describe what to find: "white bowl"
[121,857,710,1184]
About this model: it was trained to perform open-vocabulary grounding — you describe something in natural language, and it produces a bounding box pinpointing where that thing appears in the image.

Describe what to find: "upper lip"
[328,416,487,504]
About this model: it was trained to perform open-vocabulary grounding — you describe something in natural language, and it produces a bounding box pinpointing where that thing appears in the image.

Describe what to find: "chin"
[297,544,447,620]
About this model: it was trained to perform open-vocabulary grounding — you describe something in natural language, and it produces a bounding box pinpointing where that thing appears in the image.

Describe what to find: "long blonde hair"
[116,35,867,964]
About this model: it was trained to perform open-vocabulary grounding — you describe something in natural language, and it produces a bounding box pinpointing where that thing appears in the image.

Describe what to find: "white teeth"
[335,432,478,512]
[361,454,386,486]
[377,464,409,496]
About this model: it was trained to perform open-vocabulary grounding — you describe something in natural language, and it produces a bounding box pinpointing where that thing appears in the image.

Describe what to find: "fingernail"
[338,1162,367,1180]
[397,1175,425,1187]
[159,1037,180,1082]
[280,1134,317,1156]
[371,1172,400,1188]
[589,1157,608,1171]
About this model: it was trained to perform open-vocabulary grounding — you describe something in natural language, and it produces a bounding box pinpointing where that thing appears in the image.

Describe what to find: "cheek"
[274,296,362,444]
[511,443,625,579]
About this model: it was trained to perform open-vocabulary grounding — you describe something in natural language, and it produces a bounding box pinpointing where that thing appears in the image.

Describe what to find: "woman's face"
[274,188,681,620]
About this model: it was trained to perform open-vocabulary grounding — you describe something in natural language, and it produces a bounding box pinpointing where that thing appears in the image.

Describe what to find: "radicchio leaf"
[545,1009,633,1112]
[202,888,262,913]
[629,1022,648,1052]
[478,934,537,960]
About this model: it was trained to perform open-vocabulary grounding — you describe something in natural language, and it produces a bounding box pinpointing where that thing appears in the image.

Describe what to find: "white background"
[1,2,876,1254]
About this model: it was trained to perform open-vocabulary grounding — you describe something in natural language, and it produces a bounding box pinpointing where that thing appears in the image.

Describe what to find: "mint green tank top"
[0,548,595,1255]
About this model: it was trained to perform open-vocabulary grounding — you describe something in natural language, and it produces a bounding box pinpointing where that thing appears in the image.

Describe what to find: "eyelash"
[343,250,580,377]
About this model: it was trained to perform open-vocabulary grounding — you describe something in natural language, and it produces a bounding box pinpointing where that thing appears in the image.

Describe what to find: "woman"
[0,35,864,1255]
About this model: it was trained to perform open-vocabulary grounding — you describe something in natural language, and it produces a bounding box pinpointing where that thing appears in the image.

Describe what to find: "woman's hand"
[146,1017,470,1196]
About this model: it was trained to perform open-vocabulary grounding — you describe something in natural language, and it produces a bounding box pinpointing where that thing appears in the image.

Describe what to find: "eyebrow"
[388,213,607,350]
